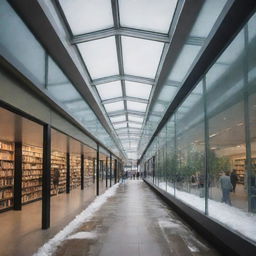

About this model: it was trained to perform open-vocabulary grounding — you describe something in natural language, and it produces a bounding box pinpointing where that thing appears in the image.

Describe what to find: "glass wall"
[142,12,256,245]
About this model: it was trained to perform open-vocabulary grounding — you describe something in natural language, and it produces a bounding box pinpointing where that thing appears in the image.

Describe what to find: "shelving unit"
[70,154,81,190]
[84,159,94,187]
[22,145,43,204]
[0,141,14,210]
[234,157,256,184]
[51,151,67,195]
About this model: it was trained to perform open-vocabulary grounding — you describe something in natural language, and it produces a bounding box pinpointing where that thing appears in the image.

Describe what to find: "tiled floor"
[0,180,108,256]
[54,180,220,256]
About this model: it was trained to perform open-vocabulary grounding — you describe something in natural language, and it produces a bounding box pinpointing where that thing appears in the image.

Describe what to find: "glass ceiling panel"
[129,123,142,129]
[127,101,147,112]
[113,122,127,129]
[128,115,144,123]
[167,44,201,82]
[59,0,113,35]
[122,36,164,79]
[158,86,178,102]
[78,36,119,80]
[96,81,122,100]
[190,0,227,38]
[110,115,126,123]
[119,0,178,34]
[125,81,152,100]
[104,101,124,113]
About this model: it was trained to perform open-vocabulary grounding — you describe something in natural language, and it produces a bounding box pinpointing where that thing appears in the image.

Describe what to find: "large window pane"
[78,37,119,79]
[59,0,113,35]
[122,36,164,79]
[119,0,177,34]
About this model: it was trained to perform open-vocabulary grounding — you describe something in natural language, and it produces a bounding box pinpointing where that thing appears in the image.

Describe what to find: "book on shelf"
[0,141,14,210]
[70,154,81,190]
[22,145,43,204]
[51,151,67,195]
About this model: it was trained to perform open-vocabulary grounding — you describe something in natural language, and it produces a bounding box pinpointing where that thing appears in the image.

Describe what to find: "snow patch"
[33,183,120,256]
[159,182,256,243]
[67,232,97,240]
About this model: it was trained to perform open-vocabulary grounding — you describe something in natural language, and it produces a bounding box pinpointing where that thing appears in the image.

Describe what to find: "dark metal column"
[110,153,112,187]
[13,116,22,210]
[96,144,99,196]
[106,156,108,188]
[114,159,117,184]
[42,124,51,229]
[66,138,70,194]
[203,76,210,215]
[243,24,253,212]
[14,142,22,210]
[81,144,84,190]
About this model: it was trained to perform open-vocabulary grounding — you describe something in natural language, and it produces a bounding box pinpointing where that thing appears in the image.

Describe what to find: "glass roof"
[54,0,230,160]
[59,0,113,35]
[104,101,124,113]
[119,0,178,34]
[125,81,152,100]
[78,37,119,80]
[96,81,122,100]
[122,36,164,79]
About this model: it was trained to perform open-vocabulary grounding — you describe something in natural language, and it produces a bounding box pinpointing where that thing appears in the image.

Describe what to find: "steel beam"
[92,74,155,86]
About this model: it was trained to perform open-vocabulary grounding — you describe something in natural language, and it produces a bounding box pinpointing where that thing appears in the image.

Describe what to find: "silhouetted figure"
[220,171,233,205]
[230,169,238,192]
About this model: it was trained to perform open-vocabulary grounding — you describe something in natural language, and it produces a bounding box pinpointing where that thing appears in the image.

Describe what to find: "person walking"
[219,171,233,205]
[53,168,60,195]
[230,169,238,192]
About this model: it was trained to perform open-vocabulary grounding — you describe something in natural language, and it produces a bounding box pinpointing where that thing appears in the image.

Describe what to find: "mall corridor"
[52,181,219,256]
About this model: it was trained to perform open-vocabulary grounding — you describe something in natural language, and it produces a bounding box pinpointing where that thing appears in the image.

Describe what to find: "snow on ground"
[67,232,97,240]
[159,182,256,243]
[33,183,120,256]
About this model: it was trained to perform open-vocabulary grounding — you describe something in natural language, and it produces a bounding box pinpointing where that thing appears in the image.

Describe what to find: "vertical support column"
[81,144,84,190]
[42,124,51,229]
[114,159,117,184]
[101,160,104,181]
[66,138,70,194]
[110,153,112,187]
[106,157,108,188]
[174,113,177,197]
[203,76,210,215]
[93,158,96,184]
[14,142,22,210]
[96,144,99,196]
[14,116,22,210]
[243,25,253,212]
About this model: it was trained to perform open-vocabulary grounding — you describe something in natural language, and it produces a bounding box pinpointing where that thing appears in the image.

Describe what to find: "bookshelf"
[0,141,14,210]
[70,154,81,190]
[51,151,67,195]
[22,145,43,204]
[234,157,256,184]
[84,159,94,187]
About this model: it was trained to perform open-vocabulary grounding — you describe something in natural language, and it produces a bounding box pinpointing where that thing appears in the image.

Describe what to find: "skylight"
[104,101,124,113]
[128,115,144,123]
[96,81,122,100]
[127,101,147,112]
[119,0,178,34]
[113,122,127,129]
[129,123,142,129]
[167,44,201,82]
[78,36,119,79]
[59,0,114,35]
[125,81,152,100]
[122,36,164,79]
[110,115,126,123]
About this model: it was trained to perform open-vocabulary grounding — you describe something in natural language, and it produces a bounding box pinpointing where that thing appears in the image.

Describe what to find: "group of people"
[190,169,239,206]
